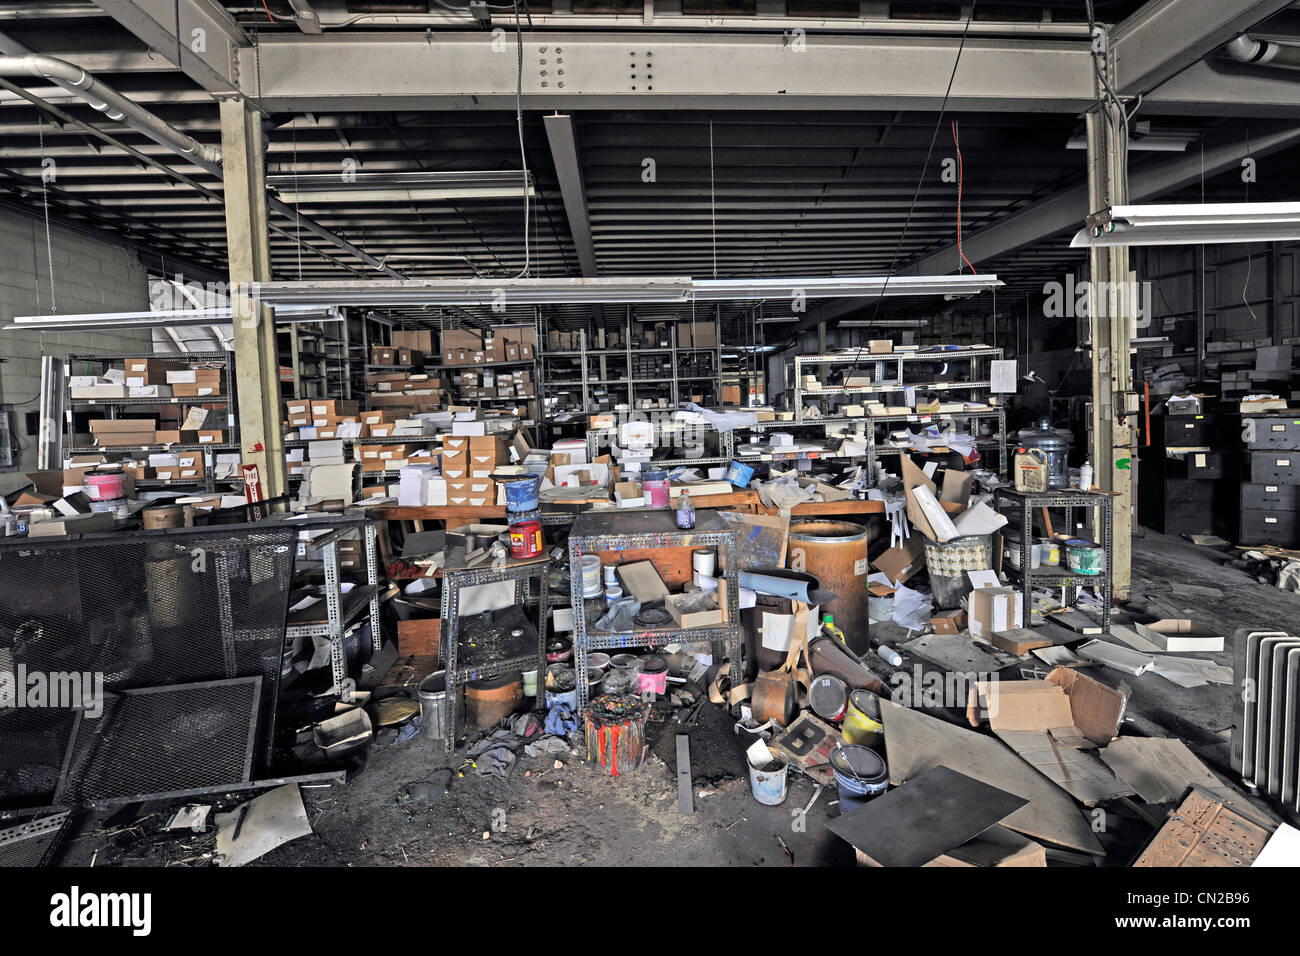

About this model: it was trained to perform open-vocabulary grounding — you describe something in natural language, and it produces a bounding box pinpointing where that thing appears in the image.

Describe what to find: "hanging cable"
[709,120,717,279]
[838,0,978,375]
[510,0,532,279]
[951,120,975,275]
[37,111,56,314]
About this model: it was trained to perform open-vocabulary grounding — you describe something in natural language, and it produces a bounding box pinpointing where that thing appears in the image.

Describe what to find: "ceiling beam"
[900,119,1300,277]
[93,0,246,93]
[1110,0,1294,98]
[239,32,1098,113]
[543,113,598,278]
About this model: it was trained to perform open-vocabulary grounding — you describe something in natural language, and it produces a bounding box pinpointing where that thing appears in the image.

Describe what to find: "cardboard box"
[371,346,396,365]
[197,429,225,444]
[124,358,184,385]
[1133,618,1224,652]
[171,382,219,398]
[966,666,1128,805]
[969,586,1024,638]
[392,329,435,353]
[666,584,727,629]
[28,511,115,537]
[155,429,200,445]
[869,340,893,354]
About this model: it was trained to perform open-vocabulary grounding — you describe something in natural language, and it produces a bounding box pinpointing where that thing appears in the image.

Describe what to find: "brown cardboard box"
[397,618,440,658]
[197,429,225,445]
[392,329,435,352]
[309,399,359,418]
[171,382,220,398]
[722,385,742,405]
[396,348,423,367]
[371,346,396,365]
[869,340,893,354]
[155,429,200,445]
[124,358,184,385]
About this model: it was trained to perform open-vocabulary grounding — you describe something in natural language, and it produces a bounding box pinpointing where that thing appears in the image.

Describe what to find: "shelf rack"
[585,417,736,469]
[774,348,1009,476]
[64,350,241,494]
[283,514,383,695]
[567,509,742,710]
[439,551,550,752]
[992,487,1114,634]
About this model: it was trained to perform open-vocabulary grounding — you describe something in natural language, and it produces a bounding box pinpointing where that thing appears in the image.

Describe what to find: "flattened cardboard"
[871,535,925,585]
[966,666,1132,805]
[990,627,1055,656]
[1099,736,1223,804]
[880,699,1104,854]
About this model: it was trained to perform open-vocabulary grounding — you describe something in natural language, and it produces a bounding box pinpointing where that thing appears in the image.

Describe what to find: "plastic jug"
[1013,447,1049,493]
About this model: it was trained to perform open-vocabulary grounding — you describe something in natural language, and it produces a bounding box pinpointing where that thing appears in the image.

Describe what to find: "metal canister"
[842,690,885,749]
[787,520,875,656]
[809,674,849,722]
[1016,419,1072,489]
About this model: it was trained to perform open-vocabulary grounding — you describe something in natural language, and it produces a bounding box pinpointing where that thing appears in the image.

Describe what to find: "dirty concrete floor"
[53,527,1300,867]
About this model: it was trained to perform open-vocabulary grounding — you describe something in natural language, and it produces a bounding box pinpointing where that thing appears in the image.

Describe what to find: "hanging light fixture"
[6,304,342,332]
[265,170,534,204]
[1071,202,1300,247]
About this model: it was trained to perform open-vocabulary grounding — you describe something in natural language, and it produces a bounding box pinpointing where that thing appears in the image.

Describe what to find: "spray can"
[1078,460,1094,492]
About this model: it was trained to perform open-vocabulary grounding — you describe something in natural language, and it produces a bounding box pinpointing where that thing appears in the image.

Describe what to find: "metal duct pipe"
[285,0,323,34]
[1224,34,1300,71]
[0,54,221,166]
[0,36,404,278]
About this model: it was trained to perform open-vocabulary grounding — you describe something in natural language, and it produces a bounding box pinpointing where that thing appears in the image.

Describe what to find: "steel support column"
[220,95,286,498]
[1085,104,1135,599]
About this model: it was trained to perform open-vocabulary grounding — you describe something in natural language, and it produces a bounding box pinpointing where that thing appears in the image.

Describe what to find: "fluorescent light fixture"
[266,170,533,204]
[7,304,341,332]
[249,274,1001,308]
[1071,202,1300,247]
[759,316,800,323]
[839,319,929,328]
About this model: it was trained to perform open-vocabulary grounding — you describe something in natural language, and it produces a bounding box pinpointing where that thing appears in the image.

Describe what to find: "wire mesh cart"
[440,551,551,752]
[993,488,1115,634]
[567,510,743,710]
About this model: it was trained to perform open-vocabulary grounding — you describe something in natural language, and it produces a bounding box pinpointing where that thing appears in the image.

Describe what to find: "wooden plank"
[675,734,694,815]
[880,700,1105,854]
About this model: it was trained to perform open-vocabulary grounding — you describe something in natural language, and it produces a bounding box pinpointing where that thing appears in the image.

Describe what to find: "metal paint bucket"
[417,670,449,739]
[501,474,541,512]
[809,674,849,722]
[922,533,993,609]
[747,750,789,806]
[867,591,895,623]
[842,690,885,749]
[830,744,889,813]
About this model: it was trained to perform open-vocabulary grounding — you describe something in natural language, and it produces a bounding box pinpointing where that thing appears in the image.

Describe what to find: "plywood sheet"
[827,766,1027,868]
[879,700,1104,854]
[901,633,1020,673]
[1100,737,1223,805]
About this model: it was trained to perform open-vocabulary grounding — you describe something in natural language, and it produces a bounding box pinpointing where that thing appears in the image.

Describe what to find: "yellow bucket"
[842,690,884,749]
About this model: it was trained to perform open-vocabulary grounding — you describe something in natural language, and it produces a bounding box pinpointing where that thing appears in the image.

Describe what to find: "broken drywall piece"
[1076,639,1156,675]
[1253,822,1300,867]
[215,784,312,868]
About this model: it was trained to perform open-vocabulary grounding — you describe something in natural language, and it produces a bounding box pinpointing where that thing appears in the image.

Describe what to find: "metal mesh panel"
[0,709,76,810]
[0,810,70,868]
[0,527,296,807]
[56,678,261,806]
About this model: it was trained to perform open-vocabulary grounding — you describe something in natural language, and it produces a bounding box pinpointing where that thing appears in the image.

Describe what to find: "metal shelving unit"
[64,350,240,493]
[439,551,550,752]
[992,488,1114,634]
[776,348,1009,476]
[284,515,384,696]
[567,509,742,710]
[585,418,736,468]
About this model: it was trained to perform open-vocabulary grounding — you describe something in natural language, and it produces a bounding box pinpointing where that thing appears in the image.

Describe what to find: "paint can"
[809,674,850,722]
[830,744,889,813]
[752,671,797,727]
[867,591,895,623]
[604,585,623,605]
[603,563,620,587]
[84,470,126,502]
[544,664,578,710]
[501,474,541,513]
[609,653,644,673]
[521,669,538,697]
[508,517,544,559]
[417,670,449,739]
[1065,538,1103,575]
[583,694,647,776]
[747,749,789,806]
[601,666,637,696]
[141,503,184,530]
[637,656,668,696]
[587,652,612,671]
[580,555,603,598]
[692,548,717,576]
[842,690,885,749]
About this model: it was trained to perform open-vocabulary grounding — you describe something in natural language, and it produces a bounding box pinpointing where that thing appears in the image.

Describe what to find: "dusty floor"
[52,526,1300,868]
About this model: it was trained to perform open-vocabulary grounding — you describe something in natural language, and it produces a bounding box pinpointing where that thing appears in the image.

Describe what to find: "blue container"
[726,460,755,488]
[502,474,541,512]
[830,744,888,813]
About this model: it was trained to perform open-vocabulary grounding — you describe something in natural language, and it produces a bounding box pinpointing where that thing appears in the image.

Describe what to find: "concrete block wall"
[0,206,153,471]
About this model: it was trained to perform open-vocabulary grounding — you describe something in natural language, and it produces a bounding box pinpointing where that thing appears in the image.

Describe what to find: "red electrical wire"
[952,120,976,275]
[261,0,276,21]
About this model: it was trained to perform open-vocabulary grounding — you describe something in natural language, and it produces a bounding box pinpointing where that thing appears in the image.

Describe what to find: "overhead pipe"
[0,37,404,278]
[285,0,323,34]
[1224,34,1300,72]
